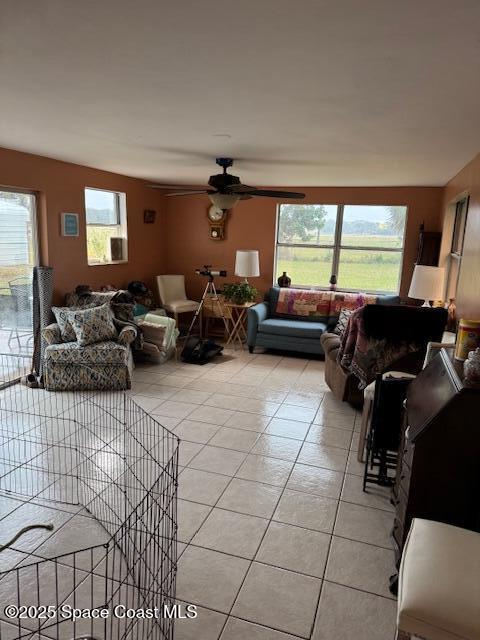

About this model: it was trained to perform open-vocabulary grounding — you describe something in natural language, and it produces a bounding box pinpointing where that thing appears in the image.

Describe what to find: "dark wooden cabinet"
[416,225,442,266]
[392,349,480,563]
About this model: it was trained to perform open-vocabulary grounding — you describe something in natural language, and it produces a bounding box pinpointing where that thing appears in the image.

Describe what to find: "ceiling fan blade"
[226,184,257,193]
[165,190,210,197]
[147,183,208,191]
[246,189,306,199]
[227,183,305,199]
[147,158,305,203]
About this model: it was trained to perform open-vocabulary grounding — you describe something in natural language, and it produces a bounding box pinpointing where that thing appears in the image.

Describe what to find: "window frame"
[84,187,128,266]
[445,195,469,301]
[450,197,468,257]
[275,202,408,294]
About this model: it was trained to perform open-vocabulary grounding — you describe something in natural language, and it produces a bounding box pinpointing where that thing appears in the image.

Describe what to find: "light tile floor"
[130,349,398,640]
[0,348,398,640]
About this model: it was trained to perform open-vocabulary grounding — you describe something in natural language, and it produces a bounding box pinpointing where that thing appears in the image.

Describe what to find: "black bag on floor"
[181,337,223,365]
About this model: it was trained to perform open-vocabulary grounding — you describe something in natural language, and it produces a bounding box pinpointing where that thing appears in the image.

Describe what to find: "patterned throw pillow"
[69,303,117,347]
[52,306,77,342]
[333,308,353,337]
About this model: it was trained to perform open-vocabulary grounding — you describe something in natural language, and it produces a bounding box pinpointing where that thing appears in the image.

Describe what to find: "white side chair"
[396,518,480,640]
[156,275,199,328]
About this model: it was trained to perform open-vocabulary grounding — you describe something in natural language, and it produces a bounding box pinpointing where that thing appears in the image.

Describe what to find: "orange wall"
[0,147,166,303]
[165,187,444,300]
[442,153,480,318]
[1,145,445,304]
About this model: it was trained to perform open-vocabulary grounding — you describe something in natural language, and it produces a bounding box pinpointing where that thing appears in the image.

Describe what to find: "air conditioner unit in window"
[110,236,126,261]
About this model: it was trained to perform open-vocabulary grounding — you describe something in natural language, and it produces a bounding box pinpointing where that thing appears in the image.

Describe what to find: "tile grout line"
[180,508,394,554]
[171,354,390,639]
[307,418,357,639]
[171,356,392,639]
[177,571,397,640]
[176,429,393,513]
[169,353,297,628]
[213,357,331,640]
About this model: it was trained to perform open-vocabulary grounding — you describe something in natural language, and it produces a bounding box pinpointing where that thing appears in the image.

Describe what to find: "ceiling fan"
[148,157,305,209]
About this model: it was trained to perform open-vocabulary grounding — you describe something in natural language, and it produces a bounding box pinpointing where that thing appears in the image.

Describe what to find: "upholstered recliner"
[321,304,447,405]
[42,319,137,391]
[65,290,177,363]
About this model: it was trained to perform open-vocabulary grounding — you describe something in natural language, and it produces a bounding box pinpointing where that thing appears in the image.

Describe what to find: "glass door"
[0,189,38,354]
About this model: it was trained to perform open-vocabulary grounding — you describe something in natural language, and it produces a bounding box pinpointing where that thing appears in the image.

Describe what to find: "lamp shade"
[235,250,260,278]
[408,265,445,302]
[208,192,240,210]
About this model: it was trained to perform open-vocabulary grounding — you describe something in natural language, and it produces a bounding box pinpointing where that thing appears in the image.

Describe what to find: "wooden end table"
[224,302,255,350]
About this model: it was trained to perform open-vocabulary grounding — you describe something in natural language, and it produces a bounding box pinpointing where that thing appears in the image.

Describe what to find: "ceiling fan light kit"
[208,192,240,210]
[149,157,306,208]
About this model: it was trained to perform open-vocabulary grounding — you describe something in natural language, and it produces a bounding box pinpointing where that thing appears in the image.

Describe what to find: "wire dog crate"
[0,353,179,640]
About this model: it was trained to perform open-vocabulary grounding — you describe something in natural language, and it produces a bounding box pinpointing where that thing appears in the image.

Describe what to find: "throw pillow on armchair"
[69,303,117,347]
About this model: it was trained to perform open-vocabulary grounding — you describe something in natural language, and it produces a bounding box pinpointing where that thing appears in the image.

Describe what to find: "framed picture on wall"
[144,209,156,224]
[61,212,79,237]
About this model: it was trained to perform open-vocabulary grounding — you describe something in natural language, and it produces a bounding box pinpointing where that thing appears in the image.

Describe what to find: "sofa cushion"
[259,318,327,339]
[45,340,128,365]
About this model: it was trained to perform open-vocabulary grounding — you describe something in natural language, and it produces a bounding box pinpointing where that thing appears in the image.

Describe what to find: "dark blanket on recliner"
[337,304,447,389]
[362,304,447,344]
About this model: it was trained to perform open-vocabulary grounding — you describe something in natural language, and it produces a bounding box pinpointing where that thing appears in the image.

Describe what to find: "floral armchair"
[42,317,137,392]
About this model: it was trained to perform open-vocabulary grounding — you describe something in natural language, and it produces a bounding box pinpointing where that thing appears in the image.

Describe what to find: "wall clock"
[207,205,227,240]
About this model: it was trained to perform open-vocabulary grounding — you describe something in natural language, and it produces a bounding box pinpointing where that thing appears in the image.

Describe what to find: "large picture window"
[276,204,407,293]
[85,187,128,265]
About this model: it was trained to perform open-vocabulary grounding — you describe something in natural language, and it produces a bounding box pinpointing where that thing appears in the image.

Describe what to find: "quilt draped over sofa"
[247,287,399,355]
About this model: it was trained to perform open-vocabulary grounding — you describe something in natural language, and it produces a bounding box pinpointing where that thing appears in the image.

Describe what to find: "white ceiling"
[1,0,480,187]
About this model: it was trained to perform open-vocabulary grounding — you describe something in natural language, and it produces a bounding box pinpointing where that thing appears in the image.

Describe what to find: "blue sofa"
[247,287,400,355]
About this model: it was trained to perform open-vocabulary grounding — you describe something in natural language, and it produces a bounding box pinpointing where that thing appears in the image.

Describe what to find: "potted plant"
[222,282,258,305]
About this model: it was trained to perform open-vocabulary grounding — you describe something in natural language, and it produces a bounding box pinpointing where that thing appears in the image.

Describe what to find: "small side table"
[224,302,255,349]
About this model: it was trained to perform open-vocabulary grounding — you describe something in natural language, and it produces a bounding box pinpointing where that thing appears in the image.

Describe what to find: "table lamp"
[235,250,260,284]
[408,265,445,307]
